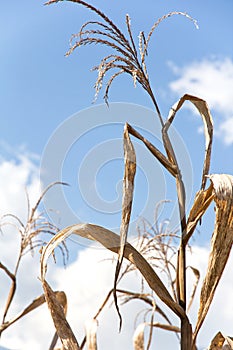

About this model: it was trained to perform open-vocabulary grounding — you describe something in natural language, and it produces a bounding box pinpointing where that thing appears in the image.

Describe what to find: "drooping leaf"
[40,223,185,320]
[163,94,213,190]
[162,94,213,317]
[42,280,80,350]
[114,124,136,329]
[49,291,68,350]
[194,174,233,342]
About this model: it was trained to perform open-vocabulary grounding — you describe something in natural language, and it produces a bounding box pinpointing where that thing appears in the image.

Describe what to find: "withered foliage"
[1,1,232,350]
[0,183,68,341]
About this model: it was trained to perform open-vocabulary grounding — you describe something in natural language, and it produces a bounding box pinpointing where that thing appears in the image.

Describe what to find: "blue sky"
[1,0,232,234]
[0,1,233,349]
[1,0,232,152]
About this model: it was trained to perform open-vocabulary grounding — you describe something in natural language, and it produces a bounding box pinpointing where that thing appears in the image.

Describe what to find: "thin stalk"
[147,84,164,127]
[146,84,189,345]
[181,317,192,350]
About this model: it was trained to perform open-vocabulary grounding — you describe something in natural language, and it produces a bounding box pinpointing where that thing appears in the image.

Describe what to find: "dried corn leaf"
[208,331,225,350]
[162,95,213,318]
[0,291,66,335]
[114,124,136,328]
[49,291,68,350]
[40,223,185,320]
[133,323,145,350]
[194,174,233,341]
[85,319,98,350]
[42,280,80,350]
[151,323,180,333]
[185,184,214,244]
[126,123,177,177]
[0,294,45,333]
[164,94,213,190]
[9,294,46,322]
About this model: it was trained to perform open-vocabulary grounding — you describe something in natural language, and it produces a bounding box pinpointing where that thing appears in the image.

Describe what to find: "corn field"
[0,1,232,349]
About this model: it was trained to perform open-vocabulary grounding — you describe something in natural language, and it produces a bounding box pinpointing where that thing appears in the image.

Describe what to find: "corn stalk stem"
[181,318,192,350]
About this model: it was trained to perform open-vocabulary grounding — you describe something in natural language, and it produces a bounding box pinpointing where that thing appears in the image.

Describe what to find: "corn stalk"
[38,1,232,349]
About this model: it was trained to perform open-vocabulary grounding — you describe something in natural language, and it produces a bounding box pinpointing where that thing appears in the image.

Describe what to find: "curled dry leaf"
[42,280,80,350]
[117,124,136,268]
[162,95,213,332]
[194,174,233,343]
[114,124,136,328]
[163,94,213,191]
[49,291,68,350]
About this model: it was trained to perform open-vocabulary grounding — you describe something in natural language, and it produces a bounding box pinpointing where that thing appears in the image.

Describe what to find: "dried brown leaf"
[194,174,233,342]
[114,124,136,328]
[0,294,45,333]
[40,223,185,320]
[164,94,213,190]
[49,291,68,350]
[185,184,214,244]
[162,94,213,315]
[208,331,225,350]
[0,290,66,344]
[42,280,80,350]
[151,323,180,333]
[126,123,177,177]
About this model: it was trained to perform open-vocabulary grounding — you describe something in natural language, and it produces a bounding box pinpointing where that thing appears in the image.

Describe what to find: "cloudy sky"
[0,0,232,349]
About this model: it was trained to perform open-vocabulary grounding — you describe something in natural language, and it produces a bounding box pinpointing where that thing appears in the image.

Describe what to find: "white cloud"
[0,154,40,219]
[218,117,233,145]
[1,154,233,350]
[0,154,40,270]
[186,246,233,349]
[0,154,52,350]
[169,57,233,145]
